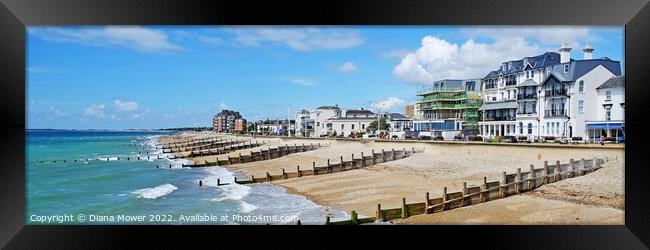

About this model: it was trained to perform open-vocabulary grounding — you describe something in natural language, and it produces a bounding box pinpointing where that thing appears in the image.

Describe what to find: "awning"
[586,123,624,129]
[478,101,517,111]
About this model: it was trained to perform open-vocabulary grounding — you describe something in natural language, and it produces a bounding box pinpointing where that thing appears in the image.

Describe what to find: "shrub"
[419,135,432,140]
[605,137,616,141]
[489,136,503,143]
[517,136,528,141]
[454,135,463,140]
[473,136,483,141]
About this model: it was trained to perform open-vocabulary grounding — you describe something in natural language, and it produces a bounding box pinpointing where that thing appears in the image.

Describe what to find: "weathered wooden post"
[251,175,255,182]
[555,160,561,181]
[217,178,221,186]
[381,149,385,162]
[376,204,384,222]
[401,198,408,218]
[516,168,521,194]
[371,149,376,164]
[425,192,431,214]
[340,155,344,171]
[442,187,448,211]
[543,160,549,184]
[325,216,330,225]
[282,168,287,179]
[351,154,355,169]
[313,161,317,175]
[412,147,415,153]
[480,177,487,202]
[266,172,271,182]
[327,159,331,173]
[297,165,302,177]
[501,171,507,197]
[593,157,599,169]
[569,158,575,177]
[392,148,396,160]
[361,152,365,167]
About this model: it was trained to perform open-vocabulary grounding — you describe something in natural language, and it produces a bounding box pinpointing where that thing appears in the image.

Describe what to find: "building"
[256,119,294,135]
[477,43,622,141]
[479,51,561,138]
[413,79,482,138]
[404,104,415,118]
[587,75,625,142]
[295,109,313,137]
[330,108,377,137]
[234,118,247,134]
[310,105,342,137]
[214,110,243,133]
[383,113,413,138]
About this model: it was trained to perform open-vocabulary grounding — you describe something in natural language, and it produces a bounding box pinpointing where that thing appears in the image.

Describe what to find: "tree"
[366,118,389,133]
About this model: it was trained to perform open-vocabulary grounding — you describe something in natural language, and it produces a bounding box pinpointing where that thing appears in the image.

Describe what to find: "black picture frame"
[1,0,649,248]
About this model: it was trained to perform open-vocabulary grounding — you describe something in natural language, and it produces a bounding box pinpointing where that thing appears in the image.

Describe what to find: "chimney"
[583,43,594,60]
[558,43,572,64]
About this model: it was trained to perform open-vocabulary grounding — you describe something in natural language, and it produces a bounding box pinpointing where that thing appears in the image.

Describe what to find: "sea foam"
[132,183,178,199]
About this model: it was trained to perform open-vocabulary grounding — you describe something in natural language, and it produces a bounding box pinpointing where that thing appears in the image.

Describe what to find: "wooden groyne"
[161,136,227,149]
[211,147,424,185]
[322,157,608,225]
[164,139,257,153]
[177,143,325,168]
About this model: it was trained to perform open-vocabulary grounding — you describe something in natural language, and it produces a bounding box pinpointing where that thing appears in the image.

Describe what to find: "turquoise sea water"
[26,130,349,225]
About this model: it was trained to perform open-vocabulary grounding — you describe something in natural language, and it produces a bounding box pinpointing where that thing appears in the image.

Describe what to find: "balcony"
[481,116,516,121]
[516,111,537,115]
[545,88,568,97]
[517,93,537,99]
[505,80,517,86]
[544,109,567,117]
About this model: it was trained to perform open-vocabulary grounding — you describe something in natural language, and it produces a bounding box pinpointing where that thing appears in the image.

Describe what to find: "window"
[606,110,611,120]
[564,64,570,73]
[362,124,365,129]
[606,91,612,101]
[579,80,584,92]
[546,122,550,134]
[519,122,523,134]
[526,71,530,78]
[492,96,497,101]
[341,124,344,129]
[317,122,320,127]
[352,124,355,130]
[578,100,584,113]
[531,70,534,78]
[527,123,533,135]
[556,122,560,135]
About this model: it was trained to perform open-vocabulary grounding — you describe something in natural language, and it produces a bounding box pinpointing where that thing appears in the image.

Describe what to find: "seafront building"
[413,79,482,138]
[329,108,377,137]
[477,43,623,142]
[309,105,343,137]
[233,118,247,134]
[295,109,312,137]
[213,109,244,133]
[588,75,624,142]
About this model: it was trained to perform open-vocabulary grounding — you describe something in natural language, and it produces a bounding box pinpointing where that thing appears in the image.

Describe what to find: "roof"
[483,52,561,78]
[597,76,625,89]
[316,105,340,110]
[519,79,539,87]
[386,113,410,120]
[345,109,375,116]
[541,58,621,85]
[478,101,518,111]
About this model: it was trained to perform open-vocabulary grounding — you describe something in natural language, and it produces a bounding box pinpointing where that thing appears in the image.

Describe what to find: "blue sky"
[26,26,624,129]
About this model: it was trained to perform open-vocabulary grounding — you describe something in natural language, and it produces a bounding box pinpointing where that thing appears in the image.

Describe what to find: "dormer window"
[531,70,534,78]
[563,64,569,73]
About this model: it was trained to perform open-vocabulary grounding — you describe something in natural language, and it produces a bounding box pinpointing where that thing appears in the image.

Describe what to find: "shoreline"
[162,132,624,224]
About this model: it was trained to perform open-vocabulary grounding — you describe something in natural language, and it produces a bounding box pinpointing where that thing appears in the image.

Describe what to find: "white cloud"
[84,104,106,118]
[219,102,229,110]
[393,36,541,84]
[50,106,68,117]
[114,99,139,112]
[197,35,223,45]
[338,62,358,73]
[370,97,405,112]
[228,27,364,51]
[29,26,183,53]
[461,26,595,49]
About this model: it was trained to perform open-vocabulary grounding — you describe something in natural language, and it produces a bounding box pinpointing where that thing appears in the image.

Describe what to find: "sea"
[25,130,351,225]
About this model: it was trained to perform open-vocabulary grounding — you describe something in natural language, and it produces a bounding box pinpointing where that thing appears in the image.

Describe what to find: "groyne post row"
[163,139,255,153]
[327,157,608,225]
[220,147,425,185]
[161,136,228,149]
[185,143,324,169]
[34,154,180,165]
[161,137,233,151]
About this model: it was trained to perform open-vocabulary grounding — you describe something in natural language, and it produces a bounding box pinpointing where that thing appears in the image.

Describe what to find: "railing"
[417,94,467,103]
[517,93,537,99]
[505,80,517,86]
[516,111,537,115]
[416,87,464,96]
[545,88,568,97]
[544,109,567,117]
[481,116,516,121]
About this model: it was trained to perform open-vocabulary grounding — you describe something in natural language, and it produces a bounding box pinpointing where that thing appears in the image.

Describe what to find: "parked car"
[503,136,518,143]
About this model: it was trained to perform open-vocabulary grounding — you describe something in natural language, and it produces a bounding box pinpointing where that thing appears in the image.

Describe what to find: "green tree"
[366,118,389,133]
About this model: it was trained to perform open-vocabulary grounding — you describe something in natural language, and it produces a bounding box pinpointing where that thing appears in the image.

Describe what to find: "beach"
[164,132,625,224]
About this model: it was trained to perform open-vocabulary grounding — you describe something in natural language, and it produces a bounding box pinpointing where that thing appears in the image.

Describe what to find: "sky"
[26,26,624,129]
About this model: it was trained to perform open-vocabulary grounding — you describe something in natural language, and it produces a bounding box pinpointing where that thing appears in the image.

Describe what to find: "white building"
[480,51,561,138]
[537,44,622,141]
[383,113,413,139]
[310,105,342,137]
[586,75,625,142]
[329,108,377,137]
[295,109,312,137]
